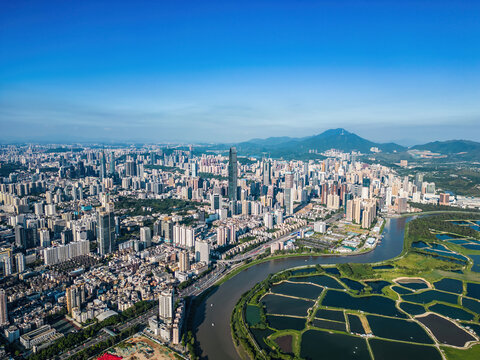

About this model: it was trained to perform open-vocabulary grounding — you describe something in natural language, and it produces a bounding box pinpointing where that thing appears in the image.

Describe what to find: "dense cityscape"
[1,141,479,359]
[2,1,480,359]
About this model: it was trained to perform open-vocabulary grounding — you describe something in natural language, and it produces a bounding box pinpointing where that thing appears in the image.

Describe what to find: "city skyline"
[1,1,480,145]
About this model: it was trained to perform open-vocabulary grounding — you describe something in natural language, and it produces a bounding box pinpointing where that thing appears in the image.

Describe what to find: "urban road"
[60,306,158,359]
[62,215,342,358]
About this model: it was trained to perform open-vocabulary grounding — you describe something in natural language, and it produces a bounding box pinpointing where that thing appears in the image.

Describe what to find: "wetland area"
[196,213,480,359]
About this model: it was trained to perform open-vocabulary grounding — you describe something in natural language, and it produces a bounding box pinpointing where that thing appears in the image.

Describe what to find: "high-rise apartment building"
[140,227,152,248]
[0,289,7,325]
[15,253,25,273]
[195,240,210,264]
[66,285,85,316]
[178,251,190,272]
[159,289,174,322]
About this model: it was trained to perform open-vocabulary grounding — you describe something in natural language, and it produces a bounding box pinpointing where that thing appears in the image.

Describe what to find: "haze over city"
[1,0,480,145]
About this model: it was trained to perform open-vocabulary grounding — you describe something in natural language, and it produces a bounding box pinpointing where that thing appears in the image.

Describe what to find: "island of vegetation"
[230,213,480,360]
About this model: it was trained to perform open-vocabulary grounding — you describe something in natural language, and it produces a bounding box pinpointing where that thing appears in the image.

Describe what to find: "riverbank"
[229,213,480,360]
[192,216,414,359]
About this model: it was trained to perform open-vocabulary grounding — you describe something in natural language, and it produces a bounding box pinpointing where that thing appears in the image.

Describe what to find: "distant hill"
[235,128,405,157]
[411,140,480,154]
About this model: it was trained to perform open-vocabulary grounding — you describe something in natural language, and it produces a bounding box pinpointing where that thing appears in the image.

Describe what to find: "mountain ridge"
[231,128,480,159]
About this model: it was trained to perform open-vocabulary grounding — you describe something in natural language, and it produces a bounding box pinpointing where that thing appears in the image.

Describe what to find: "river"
[193,216,414,359]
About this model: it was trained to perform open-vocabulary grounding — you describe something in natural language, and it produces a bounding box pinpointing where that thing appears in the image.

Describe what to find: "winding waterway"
[193,216,414,359]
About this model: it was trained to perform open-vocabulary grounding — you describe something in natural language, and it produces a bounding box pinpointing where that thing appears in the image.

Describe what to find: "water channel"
[193,216,414,359]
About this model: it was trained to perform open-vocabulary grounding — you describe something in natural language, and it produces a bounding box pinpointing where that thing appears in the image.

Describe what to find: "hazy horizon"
[1,1,479,144]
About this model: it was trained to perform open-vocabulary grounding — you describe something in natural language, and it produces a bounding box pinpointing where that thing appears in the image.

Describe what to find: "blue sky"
[1,0,479,145]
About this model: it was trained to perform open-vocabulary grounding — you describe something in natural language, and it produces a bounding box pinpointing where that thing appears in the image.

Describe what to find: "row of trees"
[29,301,154,360]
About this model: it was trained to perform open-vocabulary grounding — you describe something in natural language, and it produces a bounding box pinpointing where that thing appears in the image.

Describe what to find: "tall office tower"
[210,193,221,211]
[284,188,293,215]
[228,147,238,201]
[66,285,85,316]
[159,289,174,322]
[140,227,152,248]
[97,208,116,256]
[125,160,136,177]
[15,253,25,273]
[100,151,106,180]
[150,151,156,165]
[285,172,294,189]
[415,173,424,189]
[178,250,190,272]
[195,240,210,264]
[109,152,115,175]
[263,160,271,186]
[0,289,7,325]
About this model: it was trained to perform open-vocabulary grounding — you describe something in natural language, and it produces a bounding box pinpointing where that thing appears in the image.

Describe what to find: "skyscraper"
[284,188,293,215]
[159,288,174,322]
[195,240,210,264]
[109,151,115,175]
[263,160,271,186]
[14,225,25,248]
[0,289,8,325]
[15,253,25,273]
[140,227,152,248]
[178,250,190,272]
[100,151,106,180]
[3,257,12,276]
[66,285,85,316]
[228,147,238,201]
[97,208,115,256]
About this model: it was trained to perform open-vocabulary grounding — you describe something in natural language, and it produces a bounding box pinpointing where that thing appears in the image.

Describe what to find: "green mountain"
[412,140,480,154]
[235,128,405,157]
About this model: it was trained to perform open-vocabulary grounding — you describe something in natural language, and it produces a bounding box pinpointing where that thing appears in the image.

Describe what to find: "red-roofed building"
[97,353,123,360]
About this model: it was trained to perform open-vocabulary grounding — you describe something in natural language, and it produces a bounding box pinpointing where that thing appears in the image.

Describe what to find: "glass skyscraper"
[97,209,115,256]
[228,147,238,201]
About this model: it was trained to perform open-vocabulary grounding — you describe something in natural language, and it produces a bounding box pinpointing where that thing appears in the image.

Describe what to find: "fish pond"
[433,278,463,294]
[347,314,366,335]
[399,302,426,316]
[395,278,429,291]
[290,274,345,289]
[300,330,370,360]
[315,308,345,322]
[270,281,323,300]
[369,339,442,360]
[322,290,406,318]
[261,294,313,316]
[366,315,434,344]
[416,313,476,347]
[401,290,459,305]
[364,280,390,294]
[428,303,475,321]
[266,315,306,331]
